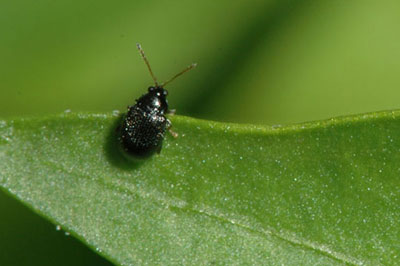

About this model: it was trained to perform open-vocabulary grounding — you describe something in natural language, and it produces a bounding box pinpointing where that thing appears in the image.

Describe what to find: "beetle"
[119,43,196,159]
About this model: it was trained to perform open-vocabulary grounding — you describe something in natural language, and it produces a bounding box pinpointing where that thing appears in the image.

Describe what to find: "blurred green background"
[1,0,400,264]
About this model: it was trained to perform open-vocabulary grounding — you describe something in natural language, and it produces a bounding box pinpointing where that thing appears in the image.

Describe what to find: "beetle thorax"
[136,86,169,114]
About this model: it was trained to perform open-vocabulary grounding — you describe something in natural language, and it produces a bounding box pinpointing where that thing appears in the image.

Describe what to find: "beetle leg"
[156,145,162,154]
[166,118,178,138]
[167,109,176,115]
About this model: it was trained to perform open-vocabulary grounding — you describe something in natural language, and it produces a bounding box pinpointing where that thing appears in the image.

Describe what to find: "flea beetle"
[119,44,196,159]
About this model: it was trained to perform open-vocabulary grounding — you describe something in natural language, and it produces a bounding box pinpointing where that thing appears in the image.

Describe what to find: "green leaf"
[0,111,399,265]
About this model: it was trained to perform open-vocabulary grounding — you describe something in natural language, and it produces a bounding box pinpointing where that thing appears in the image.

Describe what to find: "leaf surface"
[1,111,399,265]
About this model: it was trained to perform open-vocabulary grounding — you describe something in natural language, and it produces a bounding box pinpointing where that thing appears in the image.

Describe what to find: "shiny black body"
[119,86,169,159]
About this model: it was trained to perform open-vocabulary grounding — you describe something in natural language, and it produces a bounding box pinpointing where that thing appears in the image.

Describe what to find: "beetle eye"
[148,87,155,92]
[163,90,168,96]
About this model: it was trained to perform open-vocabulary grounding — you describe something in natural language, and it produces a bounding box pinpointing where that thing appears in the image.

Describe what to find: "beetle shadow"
[103,114,143,170]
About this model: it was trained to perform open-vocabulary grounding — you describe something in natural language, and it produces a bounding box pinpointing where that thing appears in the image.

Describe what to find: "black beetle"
[119,44,196,159]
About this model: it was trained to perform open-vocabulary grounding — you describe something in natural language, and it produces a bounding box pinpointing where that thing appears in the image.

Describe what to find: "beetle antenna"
[161,63,197,87]
[136,43,159,87]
